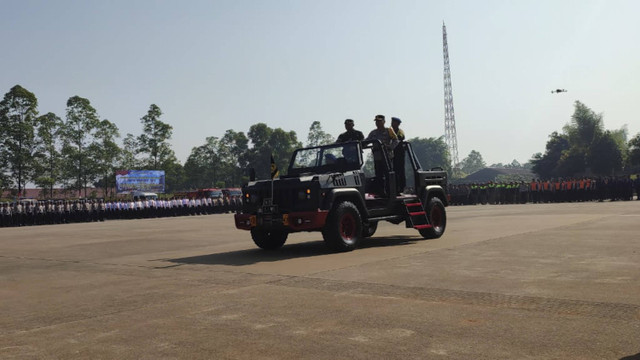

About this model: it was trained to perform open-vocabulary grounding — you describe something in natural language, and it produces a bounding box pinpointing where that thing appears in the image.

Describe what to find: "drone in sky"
[551,89,568,94]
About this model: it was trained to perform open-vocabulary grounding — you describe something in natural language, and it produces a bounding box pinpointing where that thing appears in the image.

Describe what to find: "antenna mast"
[442,22,459,168]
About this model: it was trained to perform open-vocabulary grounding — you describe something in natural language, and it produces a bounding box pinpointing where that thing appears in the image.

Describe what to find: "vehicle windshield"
[289,142,361,175]
[229,189,242,196]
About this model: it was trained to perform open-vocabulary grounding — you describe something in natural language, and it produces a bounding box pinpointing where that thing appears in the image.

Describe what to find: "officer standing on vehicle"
[366,115,399,160]
[336,119,365,143]
[366,115,399,195]
[391,117,406,194]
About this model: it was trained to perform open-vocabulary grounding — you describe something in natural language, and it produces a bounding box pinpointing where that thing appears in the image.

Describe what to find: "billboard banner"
[115,170,165,193]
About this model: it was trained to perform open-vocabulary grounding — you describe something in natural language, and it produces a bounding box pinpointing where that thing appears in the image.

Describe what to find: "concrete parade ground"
[1,201,639,359]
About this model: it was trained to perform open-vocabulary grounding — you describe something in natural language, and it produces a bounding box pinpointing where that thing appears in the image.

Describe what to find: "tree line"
[6,84,628,200]
[531,101,640,178]
[441,101,640,180]
[0,85,454,199]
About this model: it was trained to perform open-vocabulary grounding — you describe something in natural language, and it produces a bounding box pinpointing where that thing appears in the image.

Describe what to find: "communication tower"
[442,22,459,167]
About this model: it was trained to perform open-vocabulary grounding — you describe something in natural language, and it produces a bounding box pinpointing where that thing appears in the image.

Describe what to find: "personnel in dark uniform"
[366,115,399,196]
[24,202,34,226]
[391,117,406,194]
[0,202,8,227]
[14,201,23,226]
[336,119,364,143]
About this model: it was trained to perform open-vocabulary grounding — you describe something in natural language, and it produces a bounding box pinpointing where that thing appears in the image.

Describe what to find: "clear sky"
[2,0,639,166]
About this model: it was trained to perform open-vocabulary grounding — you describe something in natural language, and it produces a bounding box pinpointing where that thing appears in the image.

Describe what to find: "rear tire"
[323,201,362,252]
[251,228,288,250]
[419,197,446,239]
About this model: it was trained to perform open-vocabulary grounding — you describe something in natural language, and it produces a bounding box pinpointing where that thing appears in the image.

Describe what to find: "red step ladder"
[404,200,432,231]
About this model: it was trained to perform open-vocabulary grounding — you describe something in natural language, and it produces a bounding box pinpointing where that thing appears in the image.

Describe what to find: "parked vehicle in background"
[188,188,224,201]
[222,187,243,212]
[131,191,158,200]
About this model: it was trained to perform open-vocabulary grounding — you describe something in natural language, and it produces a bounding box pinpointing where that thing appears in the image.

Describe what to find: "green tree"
[0,128,6,192]
[306,121,333,147]
[458,150,486,175]
[137,104,174,169]
[531,132,570,178]
[184,136,223,189]
[556,147,586,177]
[587,131,623,175]
[558,101,608,175]
[506,159,522,169]
[407,136,451,175]
[163,157,185,193]
[244,123,272,181]
[628,133,640,170]
[33,112,63,198]
[218,130,249,186]
[270,128,303,173]
[246,123,301,179]
[608,126,629,168]
[534,102,629,177]
[119,133,140,170]
[61,96,101,197]
[563,101,604,151]
[0,85,38,196]
[90,119,121,198]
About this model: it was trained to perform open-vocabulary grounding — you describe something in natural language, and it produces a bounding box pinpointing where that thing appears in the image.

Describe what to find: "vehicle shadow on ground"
[620,353,640,360]
[166,235,420,266]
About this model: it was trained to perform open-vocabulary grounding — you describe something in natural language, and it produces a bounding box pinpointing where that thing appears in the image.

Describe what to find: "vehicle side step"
[403,199,431,231]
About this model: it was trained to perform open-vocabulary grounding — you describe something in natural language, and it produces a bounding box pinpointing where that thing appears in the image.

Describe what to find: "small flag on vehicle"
[270,155,279,179]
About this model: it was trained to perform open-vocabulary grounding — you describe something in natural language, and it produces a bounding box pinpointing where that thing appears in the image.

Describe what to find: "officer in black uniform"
[0,202,8,227]
[390,117,406,194]
[336,119,364,143]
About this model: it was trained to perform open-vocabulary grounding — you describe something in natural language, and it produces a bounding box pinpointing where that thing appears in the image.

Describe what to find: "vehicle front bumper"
[235,210,329,232]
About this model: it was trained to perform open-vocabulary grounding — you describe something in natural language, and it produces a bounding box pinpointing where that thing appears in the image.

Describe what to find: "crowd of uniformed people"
[449,176,640,205]
[0,196,242,228]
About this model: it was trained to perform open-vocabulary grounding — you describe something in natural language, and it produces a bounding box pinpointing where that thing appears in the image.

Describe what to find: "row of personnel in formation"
[0,197,242,228]
[449,177,640,205]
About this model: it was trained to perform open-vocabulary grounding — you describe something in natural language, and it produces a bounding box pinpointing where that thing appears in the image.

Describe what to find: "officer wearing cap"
[336,119,364,143]
[366,115,399,195]
[391,117,406,194]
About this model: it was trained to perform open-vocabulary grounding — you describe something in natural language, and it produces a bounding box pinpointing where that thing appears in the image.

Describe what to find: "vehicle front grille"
[246,181,317,213]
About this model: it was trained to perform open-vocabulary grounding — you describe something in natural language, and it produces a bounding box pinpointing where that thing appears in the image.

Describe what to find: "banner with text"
[115,170,165,193]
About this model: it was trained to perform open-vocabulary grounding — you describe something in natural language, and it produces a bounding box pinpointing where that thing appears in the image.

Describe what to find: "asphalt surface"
[1,201,639,359]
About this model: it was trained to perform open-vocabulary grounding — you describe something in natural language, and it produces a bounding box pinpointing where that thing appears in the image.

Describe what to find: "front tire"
[251,228,288,250]
[323,201,363,252]
[419,197,446,239]
[362,221,378,238]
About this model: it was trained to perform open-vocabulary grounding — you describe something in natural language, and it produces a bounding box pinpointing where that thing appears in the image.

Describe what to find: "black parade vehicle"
[234,140,448,252]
